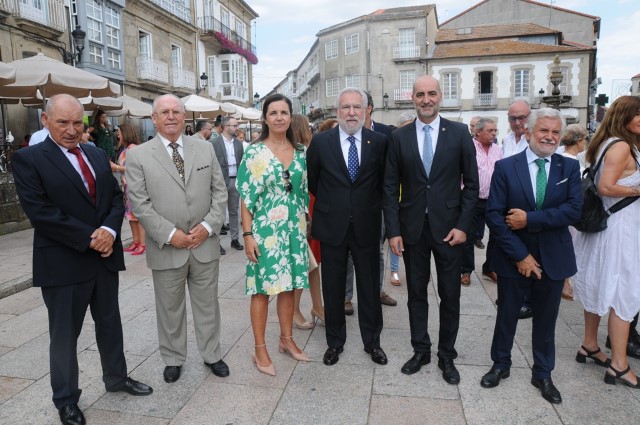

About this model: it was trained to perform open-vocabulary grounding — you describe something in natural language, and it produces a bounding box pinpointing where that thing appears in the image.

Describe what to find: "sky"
[249,0,640,106]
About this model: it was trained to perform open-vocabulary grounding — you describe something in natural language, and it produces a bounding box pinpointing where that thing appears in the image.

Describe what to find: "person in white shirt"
[28,125,50,146]
[502,100,530,158]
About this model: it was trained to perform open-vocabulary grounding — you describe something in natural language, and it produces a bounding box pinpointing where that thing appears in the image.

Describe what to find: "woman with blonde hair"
[573,96,640,387]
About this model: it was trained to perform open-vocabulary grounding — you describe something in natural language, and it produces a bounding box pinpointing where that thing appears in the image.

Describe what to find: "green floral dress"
[236,142,309,295]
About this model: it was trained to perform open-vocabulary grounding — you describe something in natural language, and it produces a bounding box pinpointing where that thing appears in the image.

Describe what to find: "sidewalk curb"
[0,275,33,300]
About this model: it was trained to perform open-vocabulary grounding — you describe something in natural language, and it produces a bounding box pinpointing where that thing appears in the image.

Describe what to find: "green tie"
[535,158,547,210]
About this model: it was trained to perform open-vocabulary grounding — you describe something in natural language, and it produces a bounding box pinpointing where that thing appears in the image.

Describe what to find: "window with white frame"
[345,74,360,88]
[514,69,530,98]
[171,45,182,69]
[442,72,459,100]
[220,56,248,98]
[89,44,103,65]
[104,5,119,49]
[139,31,151,58]
[86,0,102,43]
[345,33,359,55]
[326,78,339,97]
[399,28,416,48]
[221,7,230,37]
[207,56,216,93]
[107,49,121,70]
[400,70,415,93]
[235,17,245,39]
[325,40,337,60]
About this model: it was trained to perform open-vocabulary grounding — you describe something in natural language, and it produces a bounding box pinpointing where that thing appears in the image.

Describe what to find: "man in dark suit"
[307,87,388,367]
[11,94,152,425]
[480,108,581,404]
[383,75,479,385]
[211,116,244,251]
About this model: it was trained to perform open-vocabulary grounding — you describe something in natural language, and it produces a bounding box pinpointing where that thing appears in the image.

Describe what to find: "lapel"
[429,117,451,180]
[82,144,106,207]
[233,138,243,162]
[42,138,95,206]
[543,154,563,205]
[327,127,351,181]
[215,136,228,168]
[359,128,373,181]
[183,136,196,184]
[408,120,427,179]
[513,150,536,209]
[151,136,185,188]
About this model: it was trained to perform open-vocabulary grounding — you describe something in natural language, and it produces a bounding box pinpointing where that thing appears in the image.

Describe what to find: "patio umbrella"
[78,96,123,112]
[0,62,16,86]
[0,53,120,102]
[231,105,261,121]
[180,94,223,120]
[106,95,152,118]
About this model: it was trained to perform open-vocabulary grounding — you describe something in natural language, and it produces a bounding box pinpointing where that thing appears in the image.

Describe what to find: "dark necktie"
[169,142,185,182]
[68,147,96,202]
[422,125,434,177]
[535,158,547,210]
[347,136,359,182]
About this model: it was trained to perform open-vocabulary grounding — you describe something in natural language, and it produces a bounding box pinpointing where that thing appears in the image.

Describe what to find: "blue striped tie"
[422,125,434,176]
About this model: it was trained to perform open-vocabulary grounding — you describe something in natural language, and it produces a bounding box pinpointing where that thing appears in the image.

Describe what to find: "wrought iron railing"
[6,0,65,32]
[171,67,195,90]
[474,93,497,106]
[137,56,169,84]
[197,16,257,55]
[393,45,420,59]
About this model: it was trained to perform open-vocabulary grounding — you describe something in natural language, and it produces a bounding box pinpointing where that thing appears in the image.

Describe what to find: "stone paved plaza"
[1,226,640,424]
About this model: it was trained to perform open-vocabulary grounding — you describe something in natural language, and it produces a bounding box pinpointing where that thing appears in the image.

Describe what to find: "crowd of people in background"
[10,73,640,424]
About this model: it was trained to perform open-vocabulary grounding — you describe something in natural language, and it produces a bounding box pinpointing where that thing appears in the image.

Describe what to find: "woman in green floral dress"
[91,109,116,162]
[236,94,310,376]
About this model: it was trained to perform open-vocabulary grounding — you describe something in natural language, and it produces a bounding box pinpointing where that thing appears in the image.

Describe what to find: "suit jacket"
[485,150,582,280]
[307,126,387,247]
[125,135,227,270]
[372,120,393,139]
[11,137,125,287]
[383,117,479,245]
[211,134,244,187]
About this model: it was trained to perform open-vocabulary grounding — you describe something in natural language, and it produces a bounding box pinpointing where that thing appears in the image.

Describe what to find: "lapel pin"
[367,140,371,144]
[442,127,446,132]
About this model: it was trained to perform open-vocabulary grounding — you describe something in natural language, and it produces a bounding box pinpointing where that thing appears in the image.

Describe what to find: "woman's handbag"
[574,139,639,233]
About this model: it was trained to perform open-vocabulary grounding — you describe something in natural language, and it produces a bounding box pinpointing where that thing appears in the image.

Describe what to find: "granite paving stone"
[369,395,467,425]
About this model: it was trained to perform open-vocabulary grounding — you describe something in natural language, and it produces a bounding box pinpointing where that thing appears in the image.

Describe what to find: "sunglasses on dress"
[282,170,292,193]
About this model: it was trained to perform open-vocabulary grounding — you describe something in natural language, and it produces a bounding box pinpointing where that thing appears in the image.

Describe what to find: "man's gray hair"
[152,94,185,114]
[476,118,495,132]
[396,112,416,127]
[526,108,565,134]
[335,87,367,110]
[508,99,531,111]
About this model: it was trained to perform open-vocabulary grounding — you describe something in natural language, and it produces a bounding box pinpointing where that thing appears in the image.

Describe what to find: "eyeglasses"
[282,170,292,193]
[507,113,530,123]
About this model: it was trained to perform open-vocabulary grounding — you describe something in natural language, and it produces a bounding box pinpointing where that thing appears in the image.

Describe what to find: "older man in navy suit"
[480,108,582,404]
[12,94,152,425]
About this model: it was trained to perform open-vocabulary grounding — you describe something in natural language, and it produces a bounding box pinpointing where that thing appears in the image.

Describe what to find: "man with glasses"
[307,87,389,367]
[212,116,245,251]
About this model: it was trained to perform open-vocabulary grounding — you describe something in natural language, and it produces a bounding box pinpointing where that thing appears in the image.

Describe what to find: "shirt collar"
[417,115,440,132]
[158,134,183,148]
[525,147,550,163]
[339,127,363,143]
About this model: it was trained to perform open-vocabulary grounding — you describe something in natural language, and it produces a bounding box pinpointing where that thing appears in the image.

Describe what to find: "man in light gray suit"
[211,116,244,251]
[126,94,229,384]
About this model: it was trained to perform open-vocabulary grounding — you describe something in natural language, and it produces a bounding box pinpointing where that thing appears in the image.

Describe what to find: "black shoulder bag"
[573,139,640,233]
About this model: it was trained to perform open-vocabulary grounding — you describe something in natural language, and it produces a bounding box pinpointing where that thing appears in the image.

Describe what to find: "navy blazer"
[12,138,125,287]
[485,150,582,280]
[307,126,387,247]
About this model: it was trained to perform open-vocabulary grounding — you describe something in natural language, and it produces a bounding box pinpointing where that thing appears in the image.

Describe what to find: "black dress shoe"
[163,365,181,383]
[531,377,562,404]
[438,358,460,385]
[364,347,388,365]
[221,224,229,231]
[205,359,230,377]
[220,245,226,255]
[59,404,85,425]
[107,377,153,396]
[401,352,431,375]
[323,347,343,366]
[518,305,533,319]
[231,239,244,250]
[480,367,510,388]
[219,229,228,235]
[474,240,485,249]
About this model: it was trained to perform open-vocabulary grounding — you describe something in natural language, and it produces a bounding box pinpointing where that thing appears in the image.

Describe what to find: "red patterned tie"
[68,147,96,202]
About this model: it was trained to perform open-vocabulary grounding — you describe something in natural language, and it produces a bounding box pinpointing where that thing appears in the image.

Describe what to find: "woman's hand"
[244,235,261,263]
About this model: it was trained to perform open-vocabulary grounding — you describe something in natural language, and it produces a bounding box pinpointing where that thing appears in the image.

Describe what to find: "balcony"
[7,0,65,37]
[441,98,461,108]
[219,83,247,101]
[149,0,191,25]
[474,93,497,107]
[137,57,169,85]
[171,67,195,91]
[510,93,534,104]
[393,89,413,102]
[306,64,320,86]
[197,16,257,64]
[393,45,421,61]
[0,0,18,17]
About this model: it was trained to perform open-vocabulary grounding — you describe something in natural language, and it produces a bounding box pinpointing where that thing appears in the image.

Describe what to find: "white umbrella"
[0,62,16,86]
[181,94,222,114]
[78,96,123,112]
[0,53,120,100]
[231,105,262,121]
[106,95,152,118]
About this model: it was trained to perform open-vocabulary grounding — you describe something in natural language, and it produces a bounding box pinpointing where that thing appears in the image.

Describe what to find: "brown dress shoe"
[380,292,397,306]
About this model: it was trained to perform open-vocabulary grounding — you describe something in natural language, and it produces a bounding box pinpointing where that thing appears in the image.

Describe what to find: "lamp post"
[383,93,389,110]
[62,25,86,64]
[195,72,208,95]
[253,92,260,108]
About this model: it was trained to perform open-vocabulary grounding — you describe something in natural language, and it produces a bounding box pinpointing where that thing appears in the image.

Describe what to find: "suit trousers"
[491,275,563,379]
[461,199,496,274]
[227,177,240,240]
[345,218,386,300]
[151,252,222,366]
[403,214,462,359]
[321,224,383,349]
[41,267,127,409]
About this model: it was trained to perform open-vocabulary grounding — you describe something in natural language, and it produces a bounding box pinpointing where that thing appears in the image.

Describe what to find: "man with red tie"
[12,94,152,425]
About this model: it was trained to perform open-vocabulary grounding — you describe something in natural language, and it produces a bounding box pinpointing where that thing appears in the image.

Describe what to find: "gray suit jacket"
[211,134,244,187]
[125,135,228,270]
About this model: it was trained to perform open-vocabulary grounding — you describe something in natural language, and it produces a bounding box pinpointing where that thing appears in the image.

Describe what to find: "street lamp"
[253,92,260,108]
[62,25,86,64]
[195,72,208,95]
[383,93,389,110]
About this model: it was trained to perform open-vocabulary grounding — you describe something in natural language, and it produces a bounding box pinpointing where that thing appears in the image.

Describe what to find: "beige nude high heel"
[252,344,275,376]
[279,336,310,361]
[310,307,325,327]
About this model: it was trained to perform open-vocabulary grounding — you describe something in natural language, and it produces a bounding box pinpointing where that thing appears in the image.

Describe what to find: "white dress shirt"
[222,135,238,177]
[415,115,441,158]
[339,127,363,165]
[502,132,528,158]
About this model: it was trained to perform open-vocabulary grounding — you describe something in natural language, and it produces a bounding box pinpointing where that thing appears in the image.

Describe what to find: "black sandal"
[575,345,611,367]
[604,365,640,388]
